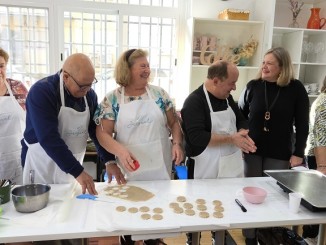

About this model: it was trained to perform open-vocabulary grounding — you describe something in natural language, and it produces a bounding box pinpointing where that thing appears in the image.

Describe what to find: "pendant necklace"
[264,80,280,132]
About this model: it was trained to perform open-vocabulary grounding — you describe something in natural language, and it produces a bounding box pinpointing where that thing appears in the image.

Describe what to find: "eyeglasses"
[64,70,98,91]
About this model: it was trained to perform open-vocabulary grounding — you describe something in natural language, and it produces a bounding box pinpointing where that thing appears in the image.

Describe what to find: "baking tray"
[264,169,326,212]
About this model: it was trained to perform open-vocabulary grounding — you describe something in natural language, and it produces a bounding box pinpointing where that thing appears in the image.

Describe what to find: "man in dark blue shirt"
[22,53,115,195]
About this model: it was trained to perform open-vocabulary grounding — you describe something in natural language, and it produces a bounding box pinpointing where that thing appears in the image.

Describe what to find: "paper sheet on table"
[1,183,82,227]
[229,179,314,223]
[95,182,231,232]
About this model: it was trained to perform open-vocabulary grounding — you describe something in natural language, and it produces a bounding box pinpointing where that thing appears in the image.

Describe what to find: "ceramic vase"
[307,8,326,29]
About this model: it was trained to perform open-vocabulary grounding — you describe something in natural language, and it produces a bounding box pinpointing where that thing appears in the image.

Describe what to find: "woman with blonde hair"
[238,47,309,245]
[94,49,183,244]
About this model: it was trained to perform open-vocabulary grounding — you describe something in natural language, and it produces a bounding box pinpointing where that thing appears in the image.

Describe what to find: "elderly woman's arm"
[314,147,326,175]
[96,120,137,184]
[166,109,184,165]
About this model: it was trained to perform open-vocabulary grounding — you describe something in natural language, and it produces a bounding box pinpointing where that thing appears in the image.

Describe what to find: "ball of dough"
[199,211,209,218]
[153,207,163,214]
[177,196,186,202]
[128,207,138,213]
[185,209,196,216]
[116,206,126,212]
[141,213,151,220]
[139,206,150,212]
[152,214,163,220]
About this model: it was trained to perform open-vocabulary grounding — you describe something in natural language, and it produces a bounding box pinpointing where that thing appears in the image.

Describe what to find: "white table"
[0,177,325,244]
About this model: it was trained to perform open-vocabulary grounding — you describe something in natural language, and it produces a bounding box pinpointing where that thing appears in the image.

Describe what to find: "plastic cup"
[289,192,303,213]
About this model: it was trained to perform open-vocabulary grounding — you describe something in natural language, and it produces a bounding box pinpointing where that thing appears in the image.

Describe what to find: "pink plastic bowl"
[243,186,267,204]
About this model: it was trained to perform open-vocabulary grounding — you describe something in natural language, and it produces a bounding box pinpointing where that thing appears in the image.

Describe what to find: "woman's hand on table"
[76,171,98,195]
[105,163,127,185]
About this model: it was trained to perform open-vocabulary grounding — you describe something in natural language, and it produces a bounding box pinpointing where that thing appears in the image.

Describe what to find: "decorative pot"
[307,8,326,29]
[238,57,249,66]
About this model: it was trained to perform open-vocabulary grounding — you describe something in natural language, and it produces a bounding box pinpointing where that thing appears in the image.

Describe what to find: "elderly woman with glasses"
[21,53,115,195]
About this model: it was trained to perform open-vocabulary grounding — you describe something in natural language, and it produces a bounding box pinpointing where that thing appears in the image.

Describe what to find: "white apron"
[0,80,25,184]
[23,73,89,184]
[115,86,172,181]
[193,85,244,179]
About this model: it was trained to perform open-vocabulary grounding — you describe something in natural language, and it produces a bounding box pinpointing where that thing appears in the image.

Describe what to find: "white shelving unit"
[181,0,326,106]
[182,0,276,103]
[273,0,326,100]
[187,18,265,100]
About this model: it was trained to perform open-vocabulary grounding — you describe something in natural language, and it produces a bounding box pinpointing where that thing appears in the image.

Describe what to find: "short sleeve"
[149,85,174,113]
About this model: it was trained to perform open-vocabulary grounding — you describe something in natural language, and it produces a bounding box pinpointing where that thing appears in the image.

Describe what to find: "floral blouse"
[94,84,174,124]
[305,93,326,156]
[3,78,28,110]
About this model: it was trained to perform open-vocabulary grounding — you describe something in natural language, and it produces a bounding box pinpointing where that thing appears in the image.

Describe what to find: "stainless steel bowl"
[11,184,51,213]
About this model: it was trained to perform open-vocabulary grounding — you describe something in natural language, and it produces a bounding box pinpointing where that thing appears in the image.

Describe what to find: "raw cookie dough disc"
[197,204,207,211]
[139,206,150,212]
[212,200,222,206]
[153,207,163,214]
[173,207,184,214]
[196,198,206,204]
[116,206,126,212]
[185,209,195,216]
[213,211,224,218]
[214,206,224,212]
[183,203,193,209]
[177,196,186,202]
[169,202,179,208]
[141,213,151,220]
[128,207,138,213]
[199,211,210,218]
[152,214,163,220]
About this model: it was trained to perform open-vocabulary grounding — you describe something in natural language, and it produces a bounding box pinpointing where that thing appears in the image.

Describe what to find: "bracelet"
[172,142,182,147]
[105,161,117,166]
[317,165,326,168]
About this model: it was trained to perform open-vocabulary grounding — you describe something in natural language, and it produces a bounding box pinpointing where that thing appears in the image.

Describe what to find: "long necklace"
[264,81,280,132]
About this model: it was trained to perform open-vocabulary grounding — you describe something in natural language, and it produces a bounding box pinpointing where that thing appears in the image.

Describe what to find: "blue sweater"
[21,71,115,178]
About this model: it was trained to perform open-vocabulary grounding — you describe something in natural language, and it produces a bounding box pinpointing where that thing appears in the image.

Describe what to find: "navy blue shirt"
[21,71,115,178]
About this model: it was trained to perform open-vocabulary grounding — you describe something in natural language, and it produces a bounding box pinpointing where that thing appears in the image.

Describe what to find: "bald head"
[62,53,95,81]
[62,53,96,97]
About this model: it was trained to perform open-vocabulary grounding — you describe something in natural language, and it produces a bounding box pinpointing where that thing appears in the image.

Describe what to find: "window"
[80,0,177,8]
[2,0,181,104]
[63,6,177,100]
[0,6,50,88]
[63,10,119,100]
